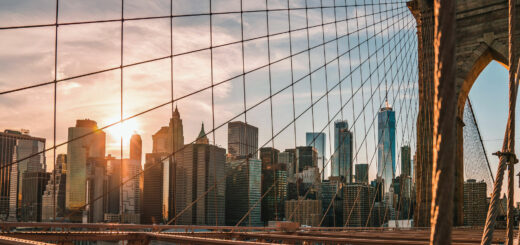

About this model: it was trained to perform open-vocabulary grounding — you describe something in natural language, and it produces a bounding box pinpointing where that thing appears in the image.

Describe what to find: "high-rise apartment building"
[401,145,411,177]
[0,130,46,221]
[306,132,326,180]
[42,154,67,221]
[66,119,106,221]
[377,105,396,194]
[175,124,226,225]
[332,121,353,183]
[463,179,487,226]
[225,157,262,226]
[355,163,369,184]
[228,121,258,158]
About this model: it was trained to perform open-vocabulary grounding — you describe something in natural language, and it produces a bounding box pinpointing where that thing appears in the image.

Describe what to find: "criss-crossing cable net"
[0,0,418,228]
[463,98,494,195]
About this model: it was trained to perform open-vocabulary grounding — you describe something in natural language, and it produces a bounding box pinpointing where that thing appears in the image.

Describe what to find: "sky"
[1,0,417,186]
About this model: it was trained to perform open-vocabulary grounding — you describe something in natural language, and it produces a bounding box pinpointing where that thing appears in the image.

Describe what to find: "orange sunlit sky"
[3,0,479,193]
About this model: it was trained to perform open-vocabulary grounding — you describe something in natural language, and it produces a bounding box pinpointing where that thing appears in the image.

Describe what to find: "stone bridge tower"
[408,0,520,227]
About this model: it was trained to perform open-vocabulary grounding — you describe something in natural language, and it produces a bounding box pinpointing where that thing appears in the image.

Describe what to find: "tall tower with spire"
[168,106,185,153]
[195,122,209,145]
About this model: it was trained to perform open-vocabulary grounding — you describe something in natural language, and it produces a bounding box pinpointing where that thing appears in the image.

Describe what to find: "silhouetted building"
[306,132,326,180]
[377,105,396,193]
[296,146,318,173]
[42,154,67,221]
[285,199,321,226]
[104,157,141,223]
[142,153,167,224]
[320,177,343,227]
[175,123,225,225]
[225,157,262,226]
[0,129,46,221]
[130,134,142,162]
[464,179,487,226]
[355,163,369,184]
[332,121,353,182]
[20,171,50,222]
[66,120,106,222]
[228,121,258,158]
[401,145,411,177]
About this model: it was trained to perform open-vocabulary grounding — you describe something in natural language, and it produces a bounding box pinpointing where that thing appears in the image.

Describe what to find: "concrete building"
[225,157,262,226]
[175,124,226,225]
[377,105,396,194]
[42,154,67,221]
[285,199,322,227]
[463,179,487,226]
[66,119,106,221]
[332,121,353,183]
[20,171,50,222]
[228,121,258,158]
[306,132,326,180]
[0,130,46,221]
[355,163,369,184]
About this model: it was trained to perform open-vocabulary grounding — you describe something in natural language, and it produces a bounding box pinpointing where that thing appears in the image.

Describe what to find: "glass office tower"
[306,132,326,180]
[332,121,353,183]
[377,105,396,194]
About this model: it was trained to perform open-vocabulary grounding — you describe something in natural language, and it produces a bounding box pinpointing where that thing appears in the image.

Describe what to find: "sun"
[104,117,140,143]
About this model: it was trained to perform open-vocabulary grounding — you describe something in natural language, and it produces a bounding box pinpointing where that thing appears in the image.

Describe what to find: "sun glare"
[104,117,140,143]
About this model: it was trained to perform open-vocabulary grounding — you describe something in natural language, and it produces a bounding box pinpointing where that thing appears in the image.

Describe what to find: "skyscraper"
[295,146,318,173]
[377,105,396,193]
[228,121,258,158]
[355,163,369,184]
[401,145,411,177]
[332,121,353,183]
[260,147,280,170]
[42,154,67,221]
[306,132,326,180]
[225,157,262,226]
[279,149,296,178]
[261,163,287,224]
[66,119,106,221]
[83,157,107,223]
[168,106,184,154]
[175,123,226,225]
[320,177,343,227]
[130,134,142,162]
[142,153,168,224]
[344,183,373,227]
[0,129,46,221]
[20,171,50,222]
